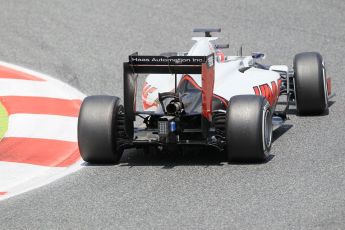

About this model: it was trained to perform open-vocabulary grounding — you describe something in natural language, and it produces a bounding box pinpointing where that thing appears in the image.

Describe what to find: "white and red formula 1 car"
[78,28,331,163]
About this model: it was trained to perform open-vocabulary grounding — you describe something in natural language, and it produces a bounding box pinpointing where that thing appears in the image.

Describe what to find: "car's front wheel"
[225,95,272,162]
[294,52,328,115]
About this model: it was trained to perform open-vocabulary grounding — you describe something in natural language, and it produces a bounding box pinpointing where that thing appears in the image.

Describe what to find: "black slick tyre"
[78,95,125,164]
[226,95,272,162]
[294,52,328,115]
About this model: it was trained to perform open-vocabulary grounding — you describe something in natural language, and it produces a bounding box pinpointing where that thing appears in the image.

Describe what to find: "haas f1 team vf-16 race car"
[78,28,331,163]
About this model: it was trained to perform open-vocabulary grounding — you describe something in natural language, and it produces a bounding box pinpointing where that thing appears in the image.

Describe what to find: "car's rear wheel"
[78,95,126,164]
[294,52,328,115]
[226,95,272,162]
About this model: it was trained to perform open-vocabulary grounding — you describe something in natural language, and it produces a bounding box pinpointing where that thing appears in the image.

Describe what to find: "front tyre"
[78,95,125,164]
[294,52,328,115]
[226,95,272,162]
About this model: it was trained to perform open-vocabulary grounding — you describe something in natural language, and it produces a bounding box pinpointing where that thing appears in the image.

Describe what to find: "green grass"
[0,102,9,140]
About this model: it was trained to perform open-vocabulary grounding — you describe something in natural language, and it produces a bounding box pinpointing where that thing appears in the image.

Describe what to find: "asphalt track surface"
[0,0,344,229]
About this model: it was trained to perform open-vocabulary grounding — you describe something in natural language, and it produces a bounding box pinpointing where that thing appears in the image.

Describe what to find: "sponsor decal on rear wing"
[129,53,214,67]
[126,53,214,75]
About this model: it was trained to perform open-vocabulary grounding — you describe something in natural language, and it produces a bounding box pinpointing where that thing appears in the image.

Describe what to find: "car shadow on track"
[272,124,292,142]
[277,100,335,116]
[118,150,277,168]
[119,148,228,168]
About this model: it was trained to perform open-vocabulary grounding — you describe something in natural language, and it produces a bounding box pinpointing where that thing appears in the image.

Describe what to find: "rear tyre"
[226,95,272,162]
[294,52,328,115]
[78,95,126,164]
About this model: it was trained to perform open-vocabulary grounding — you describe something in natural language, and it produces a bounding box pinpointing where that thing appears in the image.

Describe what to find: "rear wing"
[126,53,214,74]
[123,53,215,136]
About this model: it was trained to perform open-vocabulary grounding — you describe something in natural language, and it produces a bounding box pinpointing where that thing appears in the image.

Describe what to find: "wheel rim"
[293,77,300,113]
[322,65,328,108]
[262,108,272,152]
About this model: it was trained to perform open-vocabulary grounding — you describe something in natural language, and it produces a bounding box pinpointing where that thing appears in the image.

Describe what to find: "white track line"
[0,61,85,99]
[0,160,84,201]
[0,79,84,99]
[0,161,66,191]
[5,114,78,142]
